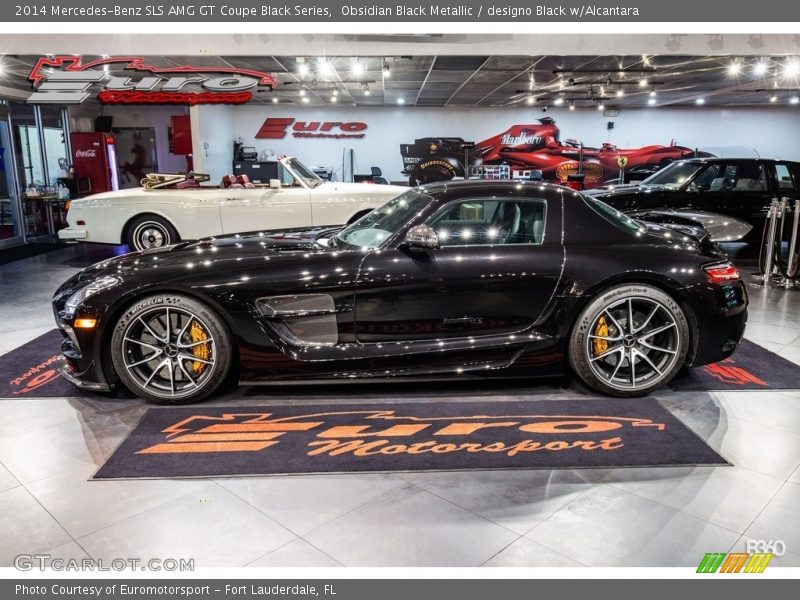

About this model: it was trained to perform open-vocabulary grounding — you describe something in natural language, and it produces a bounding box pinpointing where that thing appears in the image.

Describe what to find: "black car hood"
[77,228,340,280]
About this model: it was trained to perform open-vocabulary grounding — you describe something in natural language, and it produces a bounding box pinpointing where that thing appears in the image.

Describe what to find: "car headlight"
[64,275,120,317]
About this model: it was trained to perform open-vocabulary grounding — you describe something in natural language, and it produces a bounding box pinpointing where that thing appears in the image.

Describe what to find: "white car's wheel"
[127,215,179,251]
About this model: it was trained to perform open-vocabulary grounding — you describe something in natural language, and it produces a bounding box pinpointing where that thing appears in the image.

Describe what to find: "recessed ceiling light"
[301,96,310,104]
[647,97,657,105]
[526,95,535,105]
[317,58,333,76]
[597,103,605,111]
[649,89,657,97]
[351,61,363,77]
[785,59,800,78]
[553,97,564,106]
[727,60,741,76]
[639,77,648,88]
[791,96,800,105]
[770,93,779,103]
[753,61,769,76]
[299,88,306,97]
[616,89,624,98]
[330,95,337,103]
[271,96,278,104]
[297,62,309,77]
[397,97,405,104]
[695,97,706,105]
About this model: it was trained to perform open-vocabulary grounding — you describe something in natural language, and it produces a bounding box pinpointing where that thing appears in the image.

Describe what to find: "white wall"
[190,104,234,182]
[190,104,800,183]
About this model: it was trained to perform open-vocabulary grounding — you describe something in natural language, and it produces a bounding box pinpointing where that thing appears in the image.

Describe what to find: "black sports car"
[52,181,748,404]
[589,158,800,242]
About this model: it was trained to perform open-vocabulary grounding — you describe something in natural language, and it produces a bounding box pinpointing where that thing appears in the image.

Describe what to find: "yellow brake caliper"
[592,316,609,357]
[190,320,211,375]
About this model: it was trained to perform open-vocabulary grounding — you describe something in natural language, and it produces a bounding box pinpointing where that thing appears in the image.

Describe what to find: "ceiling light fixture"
[791,96,800,105]
[526,93,535,105]
[727,60,741,76]
[397,97,405,104]
[363,83,371,95]
[382,61,391,78]
[317,57,333,77]
[553,97,564,106]
[271,95,278,104]
[649,89,657,97]
[568,101,575,111]
[297,62,309,77]
[301,96,310,103]
[784,59,800,78]
[753,60,769,76]
[299,88,306,97]
[639,77,648,88]
[616,89,624,98]
[597,103,605,111]
[695,97,706,105]
[648,97,657,105]
[330,95,337,103]
[770,93,779,103]
[351,60,363,78]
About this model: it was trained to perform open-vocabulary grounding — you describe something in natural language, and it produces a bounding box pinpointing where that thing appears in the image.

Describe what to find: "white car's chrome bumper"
[58,227,87,240]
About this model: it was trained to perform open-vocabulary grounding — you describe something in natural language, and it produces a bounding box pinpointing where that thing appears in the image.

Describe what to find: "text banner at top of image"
[3,0,800,22]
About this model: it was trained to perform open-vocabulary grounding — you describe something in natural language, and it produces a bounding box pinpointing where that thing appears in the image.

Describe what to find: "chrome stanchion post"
[786,198,800,289]
[757,199,780,288]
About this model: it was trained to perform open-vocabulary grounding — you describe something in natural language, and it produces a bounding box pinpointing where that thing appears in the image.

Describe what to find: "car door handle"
[443,316,484,326]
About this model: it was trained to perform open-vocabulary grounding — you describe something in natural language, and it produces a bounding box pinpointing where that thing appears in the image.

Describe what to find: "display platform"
[92,399,726,479]
[2,329,799,399]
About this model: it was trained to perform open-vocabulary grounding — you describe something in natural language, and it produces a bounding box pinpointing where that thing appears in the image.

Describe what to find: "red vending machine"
[70,132,120,195]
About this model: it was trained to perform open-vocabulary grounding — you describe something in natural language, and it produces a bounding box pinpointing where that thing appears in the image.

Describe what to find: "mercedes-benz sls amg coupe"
[52,180,748,404]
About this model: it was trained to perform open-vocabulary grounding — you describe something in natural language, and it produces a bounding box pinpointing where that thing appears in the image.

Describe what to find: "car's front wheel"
[568,284,689,397]
[111,294,233,404]
[126,215,178,251]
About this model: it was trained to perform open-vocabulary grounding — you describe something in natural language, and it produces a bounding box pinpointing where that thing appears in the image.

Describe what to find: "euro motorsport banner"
[2,0,800,22]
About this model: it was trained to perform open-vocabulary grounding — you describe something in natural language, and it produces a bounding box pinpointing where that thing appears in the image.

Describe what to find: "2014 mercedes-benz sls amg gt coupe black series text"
[53,181,748,404]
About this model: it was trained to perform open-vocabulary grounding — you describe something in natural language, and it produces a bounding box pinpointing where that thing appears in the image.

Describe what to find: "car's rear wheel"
[111,294,232,404]
[126,215,178,251]
[568,284,689,397]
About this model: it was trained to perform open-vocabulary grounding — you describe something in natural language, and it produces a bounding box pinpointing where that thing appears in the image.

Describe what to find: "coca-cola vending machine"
[70,132,120,195]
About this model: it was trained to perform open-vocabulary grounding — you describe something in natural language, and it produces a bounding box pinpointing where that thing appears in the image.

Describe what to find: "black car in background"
[53,181,747,404]
[589,158,800,242]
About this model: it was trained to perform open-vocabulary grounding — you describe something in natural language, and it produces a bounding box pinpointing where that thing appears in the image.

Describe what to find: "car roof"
[418,179,570,197]
[681,157,800,165]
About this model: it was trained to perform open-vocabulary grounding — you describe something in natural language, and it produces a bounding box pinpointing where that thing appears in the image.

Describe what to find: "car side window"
[727,163,767,192]
[426,198,546,246]
[775,164,797,191]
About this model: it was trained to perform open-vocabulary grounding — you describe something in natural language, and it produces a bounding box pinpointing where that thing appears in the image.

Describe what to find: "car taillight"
[64,200,71,212]
[705,262,740,283]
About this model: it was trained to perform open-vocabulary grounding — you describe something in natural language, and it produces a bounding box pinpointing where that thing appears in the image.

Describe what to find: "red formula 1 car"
[400,118,707,188]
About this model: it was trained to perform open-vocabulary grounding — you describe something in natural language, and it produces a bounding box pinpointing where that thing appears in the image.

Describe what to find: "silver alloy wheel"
[120,306,216,399]
[132,221,170,250]
[585,296,680,391]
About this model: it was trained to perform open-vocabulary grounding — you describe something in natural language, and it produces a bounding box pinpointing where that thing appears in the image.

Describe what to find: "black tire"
[126,215,179,251]
[568,283,689,397]
[417,162,456,184]
[111,294,233,405]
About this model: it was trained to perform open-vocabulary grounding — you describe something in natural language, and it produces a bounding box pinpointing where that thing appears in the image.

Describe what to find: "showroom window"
[427,198,546,246]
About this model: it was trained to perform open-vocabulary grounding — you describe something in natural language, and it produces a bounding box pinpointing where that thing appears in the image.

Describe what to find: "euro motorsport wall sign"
[26,56,278,105]
[3,0,800,22]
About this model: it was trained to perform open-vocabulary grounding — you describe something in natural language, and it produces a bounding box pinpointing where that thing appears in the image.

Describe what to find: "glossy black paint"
[591,158,800,238]
[52,181,748,392]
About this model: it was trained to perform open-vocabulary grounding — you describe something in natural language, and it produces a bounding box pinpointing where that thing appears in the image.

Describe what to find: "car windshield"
[283,157,323,188]
[640,161,703,189]
[583,195,646,236]
[335,189,433,249]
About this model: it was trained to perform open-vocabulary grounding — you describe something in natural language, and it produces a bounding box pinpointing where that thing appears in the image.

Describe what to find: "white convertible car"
[59,157,406,251]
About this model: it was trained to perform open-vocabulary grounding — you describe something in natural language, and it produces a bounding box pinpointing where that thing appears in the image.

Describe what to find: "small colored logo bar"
[697,552,773,573]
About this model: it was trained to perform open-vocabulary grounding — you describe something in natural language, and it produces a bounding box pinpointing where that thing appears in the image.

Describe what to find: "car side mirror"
[403,225,440,250]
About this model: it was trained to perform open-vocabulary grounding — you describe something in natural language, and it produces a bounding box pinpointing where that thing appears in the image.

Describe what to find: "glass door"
[0,115,24,249]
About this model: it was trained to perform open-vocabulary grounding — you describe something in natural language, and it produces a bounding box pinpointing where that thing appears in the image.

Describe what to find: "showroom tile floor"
[1,244,800,567]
